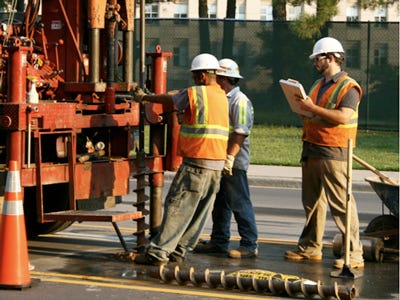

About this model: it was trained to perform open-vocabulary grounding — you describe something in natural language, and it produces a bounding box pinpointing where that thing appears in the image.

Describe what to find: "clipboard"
[279,79,313,117]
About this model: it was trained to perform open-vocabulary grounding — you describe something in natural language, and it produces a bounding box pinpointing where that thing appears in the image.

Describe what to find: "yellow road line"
[66,223,300,245]
[32,271,274,299]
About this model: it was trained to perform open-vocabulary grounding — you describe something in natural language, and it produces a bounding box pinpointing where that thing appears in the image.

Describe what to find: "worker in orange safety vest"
[133,53,229,266]
[285,37,364,270]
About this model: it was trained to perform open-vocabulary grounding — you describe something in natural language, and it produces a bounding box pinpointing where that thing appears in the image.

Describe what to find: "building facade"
[138,0,399,22]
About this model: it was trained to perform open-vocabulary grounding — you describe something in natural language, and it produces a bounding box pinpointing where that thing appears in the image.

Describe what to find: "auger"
[150,265,356,300]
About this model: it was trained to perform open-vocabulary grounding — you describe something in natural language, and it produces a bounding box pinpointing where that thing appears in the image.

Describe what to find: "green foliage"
[289,0,339,39]
[250,125,399,171]
[0,0,13,12]
[290,15,324,39]
[359,64,399,129]
[357,0,398,9]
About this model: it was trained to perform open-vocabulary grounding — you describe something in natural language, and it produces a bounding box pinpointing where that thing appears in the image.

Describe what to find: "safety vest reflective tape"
[178,84,229,160]
[303,74,362,148]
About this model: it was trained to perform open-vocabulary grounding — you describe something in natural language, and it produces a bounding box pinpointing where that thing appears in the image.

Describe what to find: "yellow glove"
[222,154,235,176]
[133,87,147,103]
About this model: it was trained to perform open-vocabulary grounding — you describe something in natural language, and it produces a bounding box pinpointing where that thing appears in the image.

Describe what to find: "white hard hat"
[309,37,345,59]
[190,53,220,72]
[216,58,243,79]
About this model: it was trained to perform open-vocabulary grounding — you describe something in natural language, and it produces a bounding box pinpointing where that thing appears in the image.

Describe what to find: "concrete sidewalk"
[165,165,399,192]
[246,164,399,191]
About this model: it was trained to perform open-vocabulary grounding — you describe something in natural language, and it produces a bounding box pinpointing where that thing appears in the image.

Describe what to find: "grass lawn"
[250,125,399,171]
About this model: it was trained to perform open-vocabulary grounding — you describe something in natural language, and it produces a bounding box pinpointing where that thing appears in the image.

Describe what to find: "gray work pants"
[148,163,221,262]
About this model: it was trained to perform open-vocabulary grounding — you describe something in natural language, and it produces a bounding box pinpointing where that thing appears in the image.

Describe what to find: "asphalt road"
[0,184,398,300]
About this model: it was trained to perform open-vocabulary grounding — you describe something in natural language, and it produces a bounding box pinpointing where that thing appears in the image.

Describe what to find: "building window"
[145,3,158,18]
[236,1,246,20]
[260,5,273,21]
[208,4,217,18]
[173,39,189,68]
[174,4,188,18]
[346,6,359,22]
[374,44,388,65]
[346,42,361,69]
[208,0,217,18]
[287,5,302,20]
[374,7,387,22]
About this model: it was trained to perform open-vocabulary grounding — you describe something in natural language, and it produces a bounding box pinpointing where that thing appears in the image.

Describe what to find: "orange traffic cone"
[0,160,31,289]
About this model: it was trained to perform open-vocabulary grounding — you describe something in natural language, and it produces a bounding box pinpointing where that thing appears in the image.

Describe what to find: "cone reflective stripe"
[2,201,24,216]
[0,160,31,289]
[5,164,22,194]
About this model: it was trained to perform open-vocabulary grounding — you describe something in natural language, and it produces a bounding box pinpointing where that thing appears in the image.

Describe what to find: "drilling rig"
[0,0,181,250]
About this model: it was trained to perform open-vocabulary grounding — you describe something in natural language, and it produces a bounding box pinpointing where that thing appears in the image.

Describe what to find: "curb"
[164,172,375,192]
[247,177,374,192]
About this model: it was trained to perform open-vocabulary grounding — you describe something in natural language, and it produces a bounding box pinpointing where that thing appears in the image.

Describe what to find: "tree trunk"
[198,0,210,53]
[272,0,286,20]
[199,0,208,17]
[222,0,236,58]
[226,0,236,18]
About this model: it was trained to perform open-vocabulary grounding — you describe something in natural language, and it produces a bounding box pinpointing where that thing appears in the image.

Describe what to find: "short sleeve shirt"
[227,86,254,170]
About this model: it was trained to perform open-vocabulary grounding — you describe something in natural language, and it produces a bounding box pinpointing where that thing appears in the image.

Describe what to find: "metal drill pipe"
[155,266,356,300]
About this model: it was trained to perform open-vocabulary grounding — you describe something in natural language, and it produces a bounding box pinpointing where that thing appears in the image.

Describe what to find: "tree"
[198,0,211,53]
[358,0,398,9]
[273,0,287,20]
[289,0,398,38]
[199,0,208,17]
[226,0,236,17]
[222,0,236,57]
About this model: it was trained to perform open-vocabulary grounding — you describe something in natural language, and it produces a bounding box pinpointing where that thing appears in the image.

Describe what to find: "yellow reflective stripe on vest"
[180,124,229,140]
[304,75,361,147]
[336,103,359,128]
[181,86,228,138]
[325,77,358,109]
[309,76,360,128]
[192,86,208,124]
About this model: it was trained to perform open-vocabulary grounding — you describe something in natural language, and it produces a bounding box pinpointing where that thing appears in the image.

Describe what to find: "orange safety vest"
[302,74,362,148]
[178,84,229,160]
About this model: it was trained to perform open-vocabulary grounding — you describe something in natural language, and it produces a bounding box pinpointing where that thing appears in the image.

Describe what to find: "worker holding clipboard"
[281,37,365,271]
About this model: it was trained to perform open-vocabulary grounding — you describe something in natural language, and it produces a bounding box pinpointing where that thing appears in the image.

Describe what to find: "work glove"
[133,87,147,103]
[222,154,235,176]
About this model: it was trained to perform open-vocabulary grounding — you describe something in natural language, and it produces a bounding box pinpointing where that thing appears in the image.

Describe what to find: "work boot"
[284,250,322,261]
[333,258,364,269]
[228,247,258,258]
[193,241,227,254]
[169,252,185,264]
[134,253,167,266]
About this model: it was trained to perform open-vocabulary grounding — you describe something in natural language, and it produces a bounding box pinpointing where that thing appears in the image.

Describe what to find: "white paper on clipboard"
[279,79,313,117]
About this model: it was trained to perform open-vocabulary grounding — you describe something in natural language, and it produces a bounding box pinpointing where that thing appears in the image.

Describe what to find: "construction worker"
[133,53,229,265]
[285,37,364,269]
[194,58,258,258]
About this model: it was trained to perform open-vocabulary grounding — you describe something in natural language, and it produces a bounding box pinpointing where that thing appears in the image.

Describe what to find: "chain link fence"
[134,20,399,131]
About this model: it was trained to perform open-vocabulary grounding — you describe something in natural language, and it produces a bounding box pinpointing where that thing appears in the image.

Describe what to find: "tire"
[365,214,399,249]
[24,184,73,238]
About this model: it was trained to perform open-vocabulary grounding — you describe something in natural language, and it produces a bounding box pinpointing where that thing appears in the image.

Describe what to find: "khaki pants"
[298,157,363,260]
